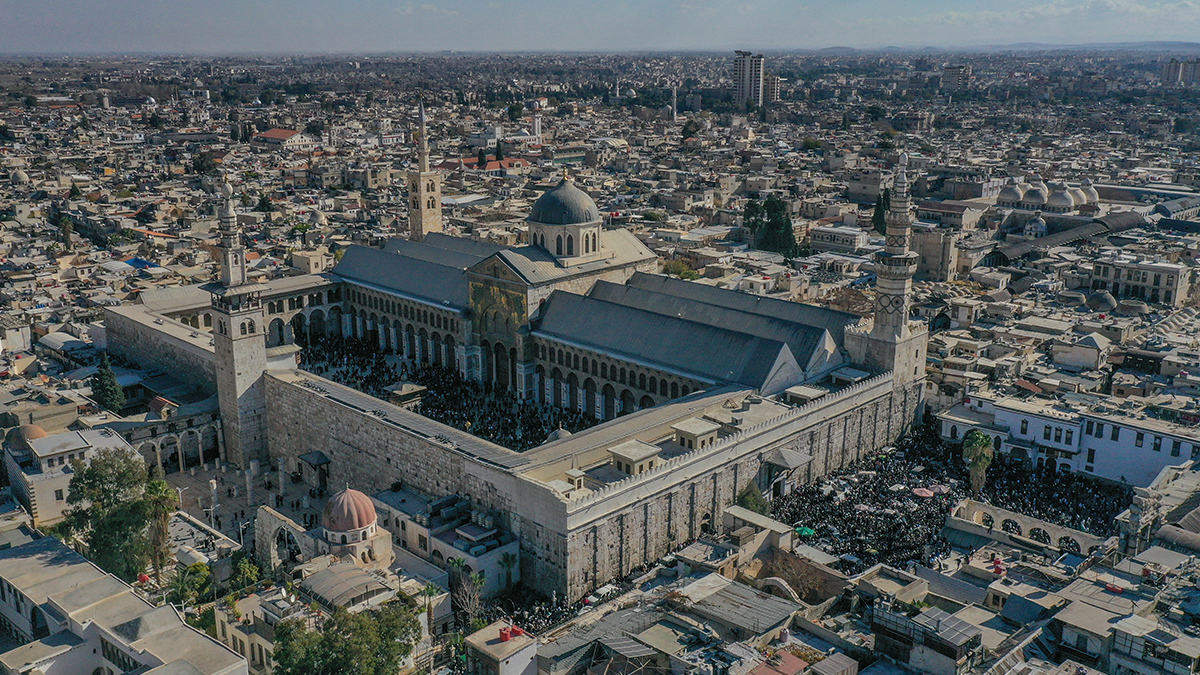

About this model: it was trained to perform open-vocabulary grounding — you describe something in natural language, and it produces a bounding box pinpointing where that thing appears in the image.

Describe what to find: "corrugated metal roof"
[624,272,861,348]
[333,245,469,309]
[534,291,793,391]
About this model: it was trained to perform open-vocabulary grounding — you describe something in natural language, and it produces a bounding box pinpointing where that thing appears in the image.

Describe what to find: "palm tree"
[145,465,177,584]
[446,557,466,588]
[421,583,440,634]
[962,429,994,498]
[498,552,518,592]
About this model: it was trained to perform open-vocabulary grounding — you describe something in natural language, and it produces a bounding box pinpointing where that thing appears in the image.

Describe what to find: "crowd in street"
[299,335,598,451]
[774,428,1133,575]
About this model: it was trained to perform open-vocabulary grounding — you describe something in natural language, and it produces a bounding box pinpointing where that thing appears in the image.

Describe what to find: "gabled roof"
[333,245,468,309]
[587,280,836,370]
[254,128,301,141]
[472,229,654,286]
[533,291,796,391]
[383,232,504,269]
[624,272,861,348]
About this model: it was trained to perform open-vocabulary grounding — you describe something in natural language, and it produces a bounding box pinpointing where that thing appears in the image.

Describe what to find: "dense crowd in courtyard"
[299,335,599,451]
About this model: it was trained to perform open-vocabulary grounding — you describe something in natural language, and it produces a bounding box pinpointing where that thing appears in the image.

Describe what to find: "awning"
[764,447,813,470]
[299,450,330,467]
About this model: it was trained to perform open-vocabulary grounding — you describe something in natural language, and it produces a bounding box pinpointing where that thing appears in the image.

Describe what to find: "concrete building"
[937,391,1199,486]
[467,621,538,675]
[0,537,245,675]
[4,425,138,527]
[734,52,765,108]
[1088,254,1192,307]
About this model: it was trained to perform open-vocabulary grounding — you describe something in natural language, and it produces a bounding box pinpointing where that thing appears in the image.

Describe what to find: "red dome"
[322,489,376,532]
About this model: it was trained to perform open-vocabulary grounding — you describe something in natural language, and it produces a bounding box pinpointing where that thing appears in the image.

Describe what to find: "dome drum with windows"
[527,174,603,262]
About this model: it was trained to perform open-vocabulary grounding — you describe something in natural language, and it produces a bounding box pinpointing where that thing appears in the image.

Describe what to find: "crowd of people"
[773,435,962,575]
[773,427,1133,575]
[409,367,595,452]
[299,334,402,399]
[299,335,599,452]
[977,455,1130,537]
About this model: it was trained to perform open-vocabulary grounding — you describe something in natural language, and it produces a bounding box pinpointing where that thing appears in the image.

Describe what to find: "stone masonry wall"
[263,369,923,601]
[104,306,217,394]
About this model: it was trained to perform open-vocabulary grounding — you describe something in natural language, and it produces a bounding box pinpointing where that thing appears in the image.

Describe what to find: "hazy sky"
[1,0,1198,54]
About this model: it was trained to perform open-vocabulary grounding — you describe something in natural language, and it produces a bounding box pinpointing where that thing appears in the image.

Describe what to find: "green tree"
[64,445,150,581]
[68,182,82,199]
[256,194,273,212]
[146,465,177,584]
[231,556,260,591]
[743,199,765,236]
[192,153,217,175]
[421,582,441,633]
[494,143,504,162]
[91,353,126,412]
[168,562,212,608]
[962,429,994,499]
[662,259,700,280]
[476,147,487,168]
[800,137,821,151]
[756,195,797,255]
[736,484,770,516]
[507,103,523,123]
[499,552,518,592]
[273,603,420,675]
[681,118,701,139]
[872,193,887,235]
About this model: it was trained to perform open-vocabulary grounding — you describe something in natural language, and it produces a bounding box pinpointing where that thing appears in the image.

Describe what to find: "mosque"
[104,109,928,601]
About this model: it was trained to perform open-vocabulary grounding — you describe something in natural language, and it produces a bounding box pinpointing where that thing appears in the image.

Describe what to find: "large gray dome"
[528,179,600,226]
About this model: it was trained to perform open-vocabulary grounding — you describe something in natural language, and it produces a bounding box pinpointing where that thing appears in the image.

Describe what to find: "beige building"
[4,425,139,527]
[1089,254,1192,307]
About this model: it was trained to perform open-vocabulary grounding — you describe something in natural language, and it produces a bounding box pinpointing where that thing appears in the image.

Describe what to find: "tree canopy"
[754,195,798,256]
[272,603,420,675]
[91,353,125,412]
[736,484,771,516]
[64,446,151,581]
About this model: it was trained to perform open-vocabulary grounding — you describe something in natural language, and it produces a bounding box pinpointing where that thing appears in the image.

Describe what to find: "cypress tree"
[92,353,125,412]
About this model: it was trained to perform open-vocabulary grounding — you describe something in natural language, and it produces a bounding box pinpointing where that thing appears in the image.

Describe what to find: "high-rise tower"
[734,51,765,108]
[408,101,442,242]
[847,154,928,386]
[204,180,267,468]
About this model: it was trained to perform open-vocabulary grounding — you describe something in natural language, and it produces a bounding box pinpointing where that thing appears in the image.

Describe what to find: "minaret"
[846,153,928,388]
[672,85,678,123]
[873,153,919,339]
[204,179,267,469]
[408,101,442,242]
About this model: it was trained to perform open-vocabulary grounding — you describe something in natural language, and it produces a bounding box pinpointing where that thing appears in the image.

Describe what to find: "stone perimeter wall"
[561,376,923,599]
[263,370,923,601]
[104,306,217,394]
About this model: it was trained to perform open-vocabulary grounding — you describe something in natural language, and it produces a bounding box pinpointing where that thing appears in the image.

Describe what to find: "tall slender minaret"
[847,153,928,388]
[672,85,678,123]
[873,153,919,338]
[408,100,442,242]
[205,179,267,468]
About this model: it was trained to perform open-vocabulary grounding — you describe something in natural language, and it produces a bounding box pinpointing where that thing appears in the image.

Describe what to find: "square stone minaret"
[408,101,442,242]
[204,181,267,468]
